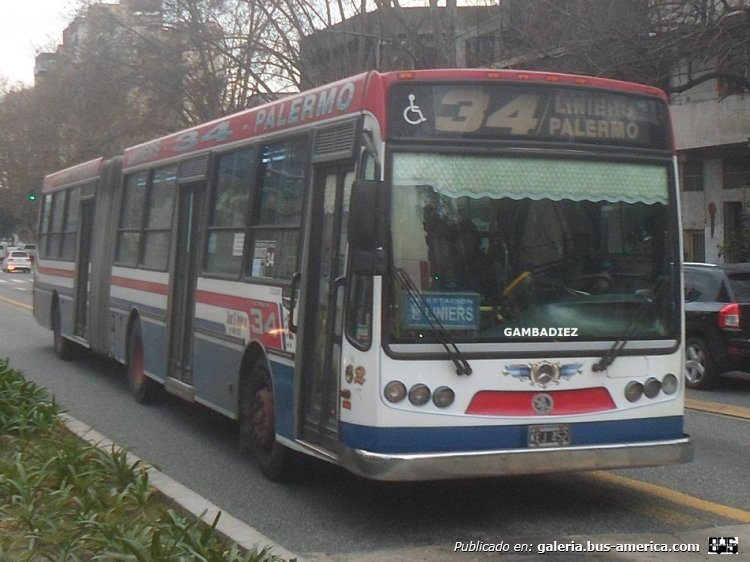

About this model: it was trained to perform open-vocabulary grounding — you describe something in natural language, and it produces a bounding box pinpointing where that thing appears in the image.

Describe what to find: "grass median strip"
[0,358,289,561]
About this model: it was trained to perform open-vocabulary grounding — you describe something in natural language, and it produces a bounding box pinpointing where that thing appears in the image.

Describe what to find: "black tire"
[127,321,162,403]
[239,359,292,481]
[52,300,77,360]
[685,337,718,390]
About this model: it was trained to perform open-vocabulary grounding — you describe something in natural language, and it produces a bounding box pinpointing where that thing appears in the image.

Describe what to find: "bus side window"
[142,167,176,271]
[115,172,148,267]
[39,193,54,258]
[206,148,254,276]
[47,190,68,259]
[60,187,80,260]
[248,138,308,280]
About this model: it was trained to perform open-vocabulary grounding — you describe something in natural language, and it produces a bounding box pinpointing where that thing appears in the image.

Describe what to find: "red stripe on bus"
[195,290,269,310]
[42,157,103,192]
[111,276,169,295]
[466,388,616,416]
[37,266,75,278]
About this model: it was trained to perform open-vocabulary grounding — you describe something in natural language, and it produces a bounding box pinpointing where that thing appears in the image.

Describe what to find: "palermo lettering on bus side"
[254,80,357,134]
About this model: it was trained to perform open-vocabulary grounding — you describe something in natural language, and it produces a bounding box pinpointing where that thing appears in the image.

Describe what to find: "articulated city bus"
[34,69,692,480]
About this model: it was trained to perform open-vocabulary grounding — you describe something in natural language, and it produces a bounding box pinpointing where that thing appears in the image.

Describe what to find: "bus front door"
[166,182,204,398]
[298,167,354,452]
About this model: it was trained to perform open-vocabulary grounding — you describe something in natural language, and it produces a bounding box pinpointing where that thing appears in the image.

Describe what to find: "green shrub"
[0,360,287,561]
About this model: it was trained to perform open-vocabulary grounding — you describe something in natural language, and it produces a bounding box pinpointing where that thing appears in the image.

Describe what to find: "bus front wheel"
[239,359,291,481]
[127,321,161,403]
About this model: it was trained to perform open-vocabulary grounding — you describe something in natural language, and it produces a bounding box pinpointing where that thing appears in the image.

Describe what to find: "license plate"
[527,424,571,448]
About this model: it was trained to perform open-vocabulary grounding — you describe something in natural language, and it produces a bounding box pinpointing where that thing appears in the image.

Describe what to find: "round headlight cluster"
[624,373,679,402]
[384,381,455,408]
[408,384,431,405]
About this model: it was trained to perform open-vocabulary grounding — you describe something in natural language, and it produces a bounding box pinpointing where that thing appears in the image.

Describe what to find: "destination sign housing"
[388,82,670,150]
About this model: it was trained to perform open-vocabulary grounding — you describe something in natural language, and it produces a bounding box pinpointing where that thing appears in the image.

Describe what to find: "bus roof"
[122,71,376,170]
[114,68,667,171]
[42,157,105,193]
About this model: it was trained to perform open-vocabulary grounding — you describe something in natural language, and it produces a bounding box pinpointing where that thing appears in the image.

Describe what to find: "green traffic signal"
[28,190,37,202]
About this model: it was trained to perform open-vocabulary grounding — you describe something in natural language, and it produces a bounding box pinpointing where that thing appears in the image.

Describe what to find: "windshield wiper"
[592,276,667,372]
[392,267,472,376]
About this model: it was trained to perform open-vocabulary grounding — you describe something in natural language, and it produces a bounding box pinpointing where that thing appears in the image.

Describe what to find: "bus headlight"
[625,381,643,402]
[432,386,455,408]
[643,377,661,398]
[408,383,431,406]
[384,381,407,403]
[661,373,678,395]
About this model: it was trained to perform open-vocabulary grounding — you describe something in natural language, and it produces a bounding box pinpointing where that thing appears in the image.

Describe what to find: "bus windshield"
[388,152,677,343]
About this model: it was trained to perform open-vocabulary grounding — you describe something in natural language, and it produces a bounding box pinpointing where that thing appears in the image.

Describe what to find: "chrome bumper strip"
[339,436,693,481]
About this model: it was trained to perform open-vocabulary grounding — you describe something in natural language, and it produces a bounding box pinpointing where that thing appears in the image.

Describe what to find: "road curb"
[61,413,303,561]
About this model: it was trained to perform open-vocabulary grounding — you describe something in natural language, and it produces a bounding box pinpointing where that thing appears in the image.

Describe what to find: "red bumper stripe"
[467,387,616,416]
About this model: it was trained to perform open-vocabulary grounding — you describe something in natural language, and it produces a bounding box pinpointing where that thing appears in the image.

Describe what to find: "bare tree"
[485,0,749,94]
[0,87,55,239]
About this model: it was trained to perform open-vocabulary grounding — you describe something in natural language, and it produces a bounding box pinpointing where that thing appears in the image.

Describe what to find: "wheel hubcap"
[685,345,705,383]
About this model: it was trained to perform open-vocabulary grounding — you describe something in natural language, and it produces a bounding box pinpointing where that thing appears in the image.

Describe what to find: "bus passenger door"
[73,197,95,338]
[299,166,354,451]
[167,182,204,394]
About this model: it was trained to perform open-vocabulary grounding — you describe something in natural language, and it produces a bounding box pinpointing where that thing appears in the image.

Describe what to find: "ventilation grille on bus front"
[312,120,359,162]
[178,155,209,183]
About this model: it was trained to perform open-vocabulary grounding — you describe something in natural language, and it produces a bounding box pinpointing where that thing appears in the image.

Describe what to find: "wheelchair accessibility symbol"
[403,94,427,125]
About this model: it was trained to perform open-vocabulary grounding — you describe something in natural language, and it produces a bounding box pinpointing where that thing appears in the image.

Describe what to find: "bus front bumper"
[339,436,693,481]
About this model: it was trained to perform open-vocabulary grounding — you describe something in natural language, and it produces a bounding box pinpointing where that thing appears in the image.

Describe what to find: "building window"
[681,160,704,192]
[723,159,750,190]
[684,229,705,263]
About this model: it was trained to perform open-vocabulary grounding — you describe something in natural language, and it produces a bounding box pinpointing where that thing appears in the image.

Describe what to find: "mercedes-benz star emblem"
[532,393,554,415]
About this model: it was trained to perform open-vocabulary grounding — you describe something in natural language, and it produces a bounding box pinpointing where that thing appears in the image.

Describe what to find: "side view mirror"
[348,179,384,275]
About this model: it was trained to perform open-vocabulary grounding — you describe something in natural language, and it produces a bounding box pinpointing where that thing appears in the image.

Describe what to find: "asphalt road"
[1,272,749,560]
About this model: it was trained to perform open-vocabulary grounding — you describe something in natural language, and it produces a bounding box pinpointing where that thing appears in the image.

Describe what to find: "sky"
[0,1,78,86]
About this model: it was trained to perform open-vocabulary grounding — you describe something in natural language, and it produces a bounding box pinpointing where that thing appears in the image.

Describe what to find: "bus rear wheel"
[239,359,291,480]
[127,321,161,403]
[52,300,77,360]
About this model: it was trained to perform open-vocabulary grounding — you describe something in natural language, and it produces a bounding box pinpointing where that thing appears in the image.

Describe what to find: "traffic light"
[27,190,37,202]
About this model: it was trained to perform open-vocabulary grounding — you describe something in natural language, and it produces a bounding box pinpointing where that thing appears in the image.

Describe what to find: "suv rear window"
[684,269,723,302]
[728,272,750,301]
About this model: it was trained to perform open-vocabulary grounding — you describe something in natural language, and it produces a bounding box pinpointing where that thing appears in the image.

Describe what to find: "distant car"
[2,250,32,273]
[683,262,750,389]
[21,243,37,263]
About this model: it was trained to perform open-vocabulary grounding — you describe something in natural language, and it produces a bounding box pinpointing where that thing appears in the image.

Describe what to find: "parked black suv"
[683,262,750,389]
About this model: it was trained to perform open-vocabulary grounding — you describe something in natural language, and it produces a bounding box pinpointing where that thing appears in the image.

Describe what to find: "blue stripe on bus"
[269,360,295,440]
[339,416,684,454]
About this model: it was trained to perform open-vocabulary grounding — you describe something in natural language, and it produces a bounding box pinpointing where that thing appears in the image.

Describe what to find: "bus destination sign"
[388,83,670,149]
[404,292,480,331]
